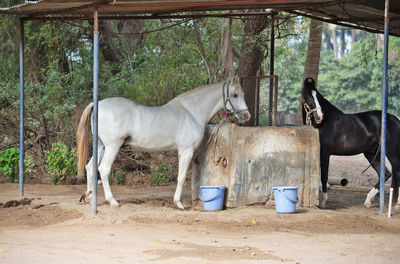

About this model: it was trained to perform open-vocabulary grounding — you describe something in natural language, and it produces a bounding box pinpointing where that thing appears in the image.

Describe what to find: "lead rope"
[207,116,228,165]
[207,81,232,164]
[361,143,381,175]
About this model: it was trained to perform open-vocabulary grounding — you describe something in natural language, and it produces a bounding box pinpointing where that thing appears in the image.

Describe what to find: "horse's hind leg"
[98,144,122,207]
[386,154,400,208]
[319,150,330,209]
[393,168,400,208]
[191,158,201,207]
[174,148,194,210]
[84,140,105,203]
[362,152,391,208]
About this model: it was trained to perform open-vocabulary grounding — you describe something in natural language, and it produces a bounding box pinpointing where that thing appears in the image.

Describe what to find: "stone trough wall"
[192,123,320,208]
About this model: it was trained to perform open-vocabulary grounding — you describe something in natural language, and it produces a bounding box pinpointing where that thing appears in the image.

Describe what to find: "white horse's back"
[98,97,203,152]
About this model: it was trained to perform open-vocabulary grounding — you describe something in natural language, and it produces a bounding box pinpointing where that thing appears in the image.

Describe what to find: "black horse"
[302,77,400,209]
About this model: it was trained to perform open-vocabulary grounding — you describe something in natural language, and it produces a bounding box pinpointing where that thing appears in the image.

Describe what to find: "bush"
[0,147,35,183]
[150,163,173,186]
[44,142,77,184]
[0,147,19,183]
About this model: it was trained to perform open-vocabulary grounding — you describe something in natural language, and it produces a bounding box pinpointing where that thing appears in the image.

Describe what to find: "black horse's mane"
[303,77,344,116]
[317,91,344,114]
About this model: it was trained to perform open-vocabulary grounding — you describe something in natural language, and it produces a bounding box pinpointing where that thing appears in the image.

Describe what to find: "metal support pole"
[19,19,25,196]
[379,0,390,214]
[269,14,275,126]
[273,75,278,126]
[92,10,99,216]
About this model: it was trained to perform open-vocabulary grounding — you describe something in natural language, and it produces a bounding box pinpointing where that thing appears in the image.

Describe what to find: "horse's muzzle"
[236,110,251,124]
[314,110,323,124]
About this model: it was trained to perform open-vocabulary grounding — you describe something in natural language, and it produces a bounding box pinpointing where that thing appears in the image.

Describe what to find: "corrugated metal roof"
[1,0,400,36]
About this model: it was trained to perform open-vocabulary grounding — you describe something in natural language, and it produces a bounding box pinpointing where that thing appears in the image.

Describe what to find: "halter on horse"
[76,77,250,210]
[222,77,249,118]
[302,77,400,209]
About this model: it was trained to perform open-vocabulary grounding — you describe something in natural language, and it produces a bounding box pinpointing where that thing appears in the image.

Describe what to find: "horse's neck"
[171,83,223,125]
[321,96,344,116]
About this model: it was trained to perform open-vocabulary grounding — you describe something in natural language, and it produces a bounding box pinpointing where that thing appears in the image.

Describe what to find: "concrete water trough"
[192,123,320,208]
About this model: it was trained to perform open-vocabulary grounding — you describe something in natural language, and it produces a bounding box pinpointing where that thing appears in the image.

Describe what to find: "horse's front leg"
[174,148,194,210]
[320,151,330,209]
[362,152,391,208]
[191,158,201,207]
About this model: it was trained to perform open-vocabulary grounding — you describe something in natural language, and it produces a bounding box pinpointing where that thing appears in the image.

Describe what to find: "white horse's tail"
[76,102,93,180]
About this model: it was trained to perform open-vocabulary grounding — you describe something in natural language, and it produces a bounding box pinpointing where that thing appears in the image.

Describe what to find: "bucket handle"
[278,189,298,204]
[199,187,224,203]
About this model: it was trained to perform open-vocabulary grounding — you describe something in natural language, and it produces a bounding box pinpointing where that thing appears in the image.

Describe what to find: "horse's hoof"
[319,193,328,209]
[175,201,186,210]
[109,199,120,207]
[191,198,200,207]
[363,201,372,208]
[79,191,92,204]
[79,194,87,203]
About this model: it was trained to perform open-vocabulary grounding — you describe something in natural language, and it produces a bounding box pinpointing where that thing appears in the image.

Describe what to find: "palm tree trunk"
[295,19,323,124]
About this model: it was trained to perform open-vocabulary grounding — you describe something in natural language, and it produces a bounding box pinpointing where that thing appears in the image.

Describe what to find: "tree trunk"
[340,28,346,57]
[238,15,269,126]
[351,29,357,51]
[97,20,144,65]
[59,48,70,74]
[330,24,338,59]
[295,19,323,124]
[117,19,144,56]
[98,21,123,64]
[221,18,233,77]
[323,24,333,51]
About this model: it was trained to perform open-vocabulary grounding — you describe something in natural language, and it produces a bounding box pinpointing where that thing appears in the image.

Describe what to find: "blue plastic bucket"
[273,186,299,214]
[200,186,225,211]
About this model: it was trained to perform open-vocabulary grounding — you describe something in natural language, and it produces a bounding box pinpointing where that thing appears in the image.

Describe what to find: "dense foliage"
[271,24,400,122]
[44,142,77,184]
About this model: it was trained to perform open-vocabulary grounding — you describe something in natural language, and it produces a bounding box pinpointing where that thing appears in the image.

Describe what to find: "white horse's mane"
[169,82,222,103]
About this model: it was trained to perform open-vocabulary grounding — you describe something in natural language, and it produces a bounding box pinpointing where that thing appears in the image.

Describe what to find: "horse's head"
[223,76,251,124]
[302,77,324,125]
[225,77,251,124]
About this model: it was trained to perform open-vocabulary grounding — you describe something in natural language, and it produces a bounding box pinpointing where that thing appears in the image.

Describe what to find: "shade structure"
[2,0,396,215]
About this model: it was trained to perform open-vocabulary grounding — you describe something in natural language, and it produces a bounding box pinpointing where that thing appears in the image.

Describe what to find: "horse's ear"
[303,77,316,91]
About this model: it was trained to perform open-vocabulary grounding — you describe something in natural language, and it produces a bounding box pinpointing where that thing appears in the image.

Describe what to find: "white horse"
[76,77,250,209]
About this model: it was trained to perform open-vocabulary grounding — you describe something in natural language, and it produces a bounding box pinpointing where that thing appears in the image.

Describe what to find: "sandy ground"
[0,155,399,264]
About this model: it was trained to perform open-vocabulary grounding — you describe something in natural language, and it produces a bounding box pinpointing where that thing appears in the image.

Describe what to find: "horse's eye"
[233,93,238,98]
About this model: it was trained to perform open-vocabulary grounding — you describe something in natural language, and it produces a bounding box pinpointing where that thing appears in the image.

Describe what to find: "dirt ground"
[0,154,399,264]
